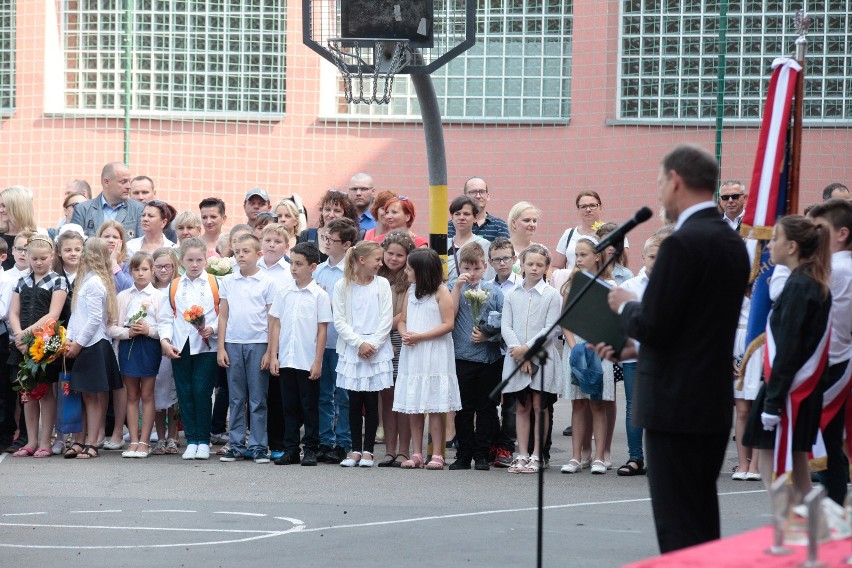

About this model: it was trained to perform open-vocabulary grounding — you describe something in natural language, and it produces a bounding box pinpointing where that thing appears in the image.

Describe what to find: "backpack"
[168,274,220,316]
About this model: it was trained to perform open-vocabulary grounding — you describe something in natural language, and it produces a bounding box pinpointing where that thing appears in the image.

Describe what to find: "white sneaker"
[195,444,210,460]
[182,444,198,460]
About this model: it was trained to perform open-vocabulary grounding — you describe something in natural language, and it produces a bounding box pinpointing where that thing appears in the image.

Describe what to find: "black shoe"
[562,426,572,436]
[4,438,26,453]
[474,457,491,471]
[448,456,472,470]
[301,449,318,466]
[273,451,300,465]
[326,446,345,463]
[219,448,245,462]
[316,445,333,463]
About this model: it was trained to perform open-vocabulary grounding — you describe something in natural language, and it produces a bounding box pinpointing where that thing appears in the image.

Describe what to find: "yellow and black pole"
[410,73,448,457]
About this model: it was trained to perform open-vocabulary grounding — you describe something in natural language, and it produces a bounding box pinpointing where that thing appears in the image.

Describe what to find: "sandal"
[150,440,166,455]
[64,442,86,459]
[12,446,35,457]
[400,453,424,469]
[521,455,540,474]
[508,455,529,474]
[377,453,398,467]
[136,442,151,458]
[165,438,179,454]
[75,445,99,459]
[616,459,646,477]
[33,447,52,458]
[425,454,445,470]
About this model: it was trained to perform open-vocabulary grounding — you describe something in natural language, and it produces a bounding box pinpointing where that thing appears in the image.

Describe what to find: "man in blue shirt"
[72,162,143,238]
[348,173,376,231]
[447,177,509,242]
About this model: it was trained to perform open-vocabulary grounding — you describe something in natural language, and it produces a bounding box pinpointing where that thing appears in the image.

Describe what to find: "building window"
[60,0,286,116]
[329,0,572,122]
[0,1,13,113]
[619,0,851,122]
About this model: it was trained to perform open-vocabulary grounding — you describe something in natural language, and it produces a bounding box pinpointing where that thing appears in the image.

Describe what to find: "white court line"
[274,516,305,525]
[2,512,46,517]
[300,489,766,534]
[214,511,267,517]
[70,510,122,514]
[141,510,198,514]
[0,522,276,534]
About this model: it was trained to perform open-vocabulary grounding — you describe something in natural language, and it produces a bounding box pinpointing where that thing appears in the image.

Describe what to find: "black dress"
[743,269,831,451]
[7,274,68,384]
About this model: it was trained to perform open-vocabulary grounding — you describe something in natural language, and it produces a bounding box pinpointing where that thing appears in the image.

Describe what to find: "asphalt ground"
[0,389,772,567]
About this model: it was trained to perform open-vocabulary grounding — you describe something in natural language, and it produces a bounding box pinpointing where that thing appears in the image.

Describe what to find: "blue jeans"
[622,362,644,462]
[171,342,217,446]
[318,348,350,451]
[224,343,269,453]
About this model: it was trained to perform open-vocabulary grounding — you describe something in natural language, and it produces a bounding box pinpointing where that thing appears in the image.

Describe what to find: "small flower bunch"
[206,256,235,277]
[14,320,66,402]
[183,305,210,349]
[126,301,150,327]
[463,287,490,331]
[592,221,605,232]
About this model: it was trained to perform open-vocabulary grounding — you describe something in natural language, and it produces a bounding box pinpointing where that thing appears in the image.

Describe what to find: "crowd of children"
[2,186,851,497]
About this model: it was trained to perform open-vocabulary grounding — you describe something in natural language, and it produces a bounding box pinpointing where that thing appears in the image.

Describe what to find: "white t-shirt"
[555,226,629,271]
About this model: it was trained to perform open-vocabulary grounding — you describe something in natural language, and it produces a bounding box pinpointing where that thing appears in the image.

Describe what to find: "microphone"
[594,207,653,253]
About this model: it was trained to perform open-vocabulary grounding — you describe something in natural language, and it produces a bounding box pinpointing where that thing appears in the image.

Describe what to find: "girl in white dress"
[334,241,394,467]
[500,244,562,474]
[393,249,460,470]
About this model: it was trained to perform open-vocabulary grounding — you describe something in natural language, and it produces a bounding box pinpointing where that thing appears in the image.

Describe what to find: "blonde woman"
[0,186,39,271]
[274,199,304,245]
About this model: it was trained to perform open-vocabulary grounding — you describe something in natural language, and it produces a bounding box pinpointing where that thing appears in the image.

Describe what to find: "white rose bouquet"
[206,255,236,277]
[463,287,490,331]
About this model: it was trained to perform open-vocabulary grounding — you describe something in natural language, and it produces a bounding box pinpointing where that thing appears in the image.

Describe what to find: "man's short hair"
[807,198,852,246]
[101,162,126,182]
[822,182,849,201]
[458,242,486,265]
[69,179,92,199]
[326,218,358,245]
[463,177,487,193]
[199,197,226,215]
[291,242,320,265]
[661,144,718,193]
[719,179,746,194]
[131,175,154,189]
[488,237,515,258]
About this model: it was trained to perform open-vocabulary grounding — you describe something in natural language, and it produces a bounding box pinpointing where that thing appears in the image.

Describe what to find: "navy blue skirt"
[118,336,161,378]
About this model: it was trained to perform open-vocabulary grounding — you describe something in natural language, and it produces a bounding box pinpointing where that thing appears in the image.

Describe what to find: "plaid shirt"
[447,212,509,242]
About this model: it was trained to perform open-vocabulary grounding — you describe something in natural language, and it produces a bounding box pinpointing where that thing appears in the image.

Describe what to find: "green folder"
[558,270,628,353]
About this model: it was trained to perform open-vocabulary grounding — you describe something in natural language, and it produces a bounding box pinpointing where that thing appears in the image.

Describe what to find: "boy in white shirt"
[217,234,278,464]
[266,242,331,467]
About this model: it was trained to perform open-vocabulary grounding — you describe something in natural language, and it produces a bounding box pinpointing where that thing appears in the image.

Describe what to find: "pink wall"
[1,1,849,268]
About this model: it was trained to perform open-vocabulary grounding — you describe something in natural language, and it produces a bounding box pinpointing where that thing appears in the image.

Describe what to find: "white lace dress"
[393,286,461,414]
[335,280,394,392]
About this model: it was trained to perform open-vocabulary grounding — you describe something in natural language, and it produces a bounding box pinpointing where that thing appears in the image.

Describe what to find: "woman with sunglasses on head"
[127,200,178,255]
[365,196,429,249]
[298,190,361,262]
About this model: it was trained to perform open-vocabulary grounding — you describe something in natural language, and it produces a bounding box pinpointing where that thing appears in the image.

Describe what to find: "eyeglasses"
[153,265,174,271]
[490,256,515,264]
[719,194,744,201]
[349,186,373,193]
[14,246,27,253]
[466,189,488,197]
[320,234,342,244]
[578,203,600,211]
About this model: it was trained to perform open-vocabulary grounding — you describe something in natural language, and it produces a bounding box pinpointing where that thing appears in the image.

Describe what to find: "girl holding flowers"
[8,234,68,458]
[150,248,180,455]
[64,238,123,459]
[158,238,219,461]
[108,252,164,458]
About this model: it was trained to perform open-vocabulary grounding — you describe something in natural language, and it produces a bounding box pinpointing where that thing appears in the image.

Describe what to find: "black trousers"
[0,332,19,444]
[455,359,501,460]
[820,361,850,505]
[645,428,729,553]
[348,390,378,454]
[268,374,286,450]
[280,368,318,454]
[211,366,229,435]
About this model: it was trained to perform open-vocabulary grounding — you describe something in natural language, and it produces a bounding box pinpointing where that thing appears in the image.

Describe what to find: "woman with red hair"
[365,196,428,248]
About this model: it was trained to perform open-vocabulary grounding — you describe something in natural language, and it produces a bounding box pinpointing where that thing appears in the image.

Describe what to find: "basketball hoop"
[327,38,411,105]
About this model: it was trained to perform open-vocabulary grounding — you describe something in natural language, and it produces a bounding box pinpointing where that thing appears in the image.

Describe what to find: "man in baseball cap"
[244,187,272,223]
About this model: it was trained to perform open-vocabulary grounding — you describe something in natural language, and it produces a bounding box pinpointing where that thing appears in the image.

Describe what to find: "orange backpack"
[168,274,220,316]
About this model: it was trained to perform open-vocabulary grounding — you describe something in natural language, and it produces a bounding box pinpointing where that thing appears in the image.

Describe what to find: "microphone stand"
[490,240,624,568]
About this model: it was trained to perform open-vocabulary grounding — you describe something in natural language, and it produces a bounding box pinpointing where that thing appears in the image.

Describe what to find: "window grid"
[342,0,573,121]
[619,0,852,122]
[0,0,13,113]
[63,0,286,115]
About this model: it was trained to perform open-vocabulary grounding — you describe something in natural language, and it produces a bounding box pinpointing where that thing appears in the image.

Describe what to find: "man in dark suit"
[71,162,143,238]
[600,144,749,553]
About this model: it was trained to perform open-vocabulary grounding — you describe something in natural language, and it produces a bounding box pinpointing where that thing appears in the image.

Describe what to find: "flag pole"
[787,9,812,215]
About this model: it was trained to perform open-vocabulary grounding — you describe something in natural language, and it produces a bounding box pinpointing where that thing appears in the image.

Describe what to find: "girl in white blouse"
[65,238,123,459]
[158,238,219,461]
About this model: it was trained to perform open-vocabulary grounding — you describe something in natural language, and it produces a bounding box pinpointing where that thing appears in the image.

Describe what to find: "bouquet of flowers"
[14,319,67,402]
[463,287,490,331]
[183,305,210,349]
[206,256,235,277]
[125,301,150,358]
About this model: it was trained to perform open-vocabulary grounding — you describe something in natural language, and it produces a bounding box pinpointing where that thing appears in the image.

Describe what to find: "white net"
[1,0,850,262]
